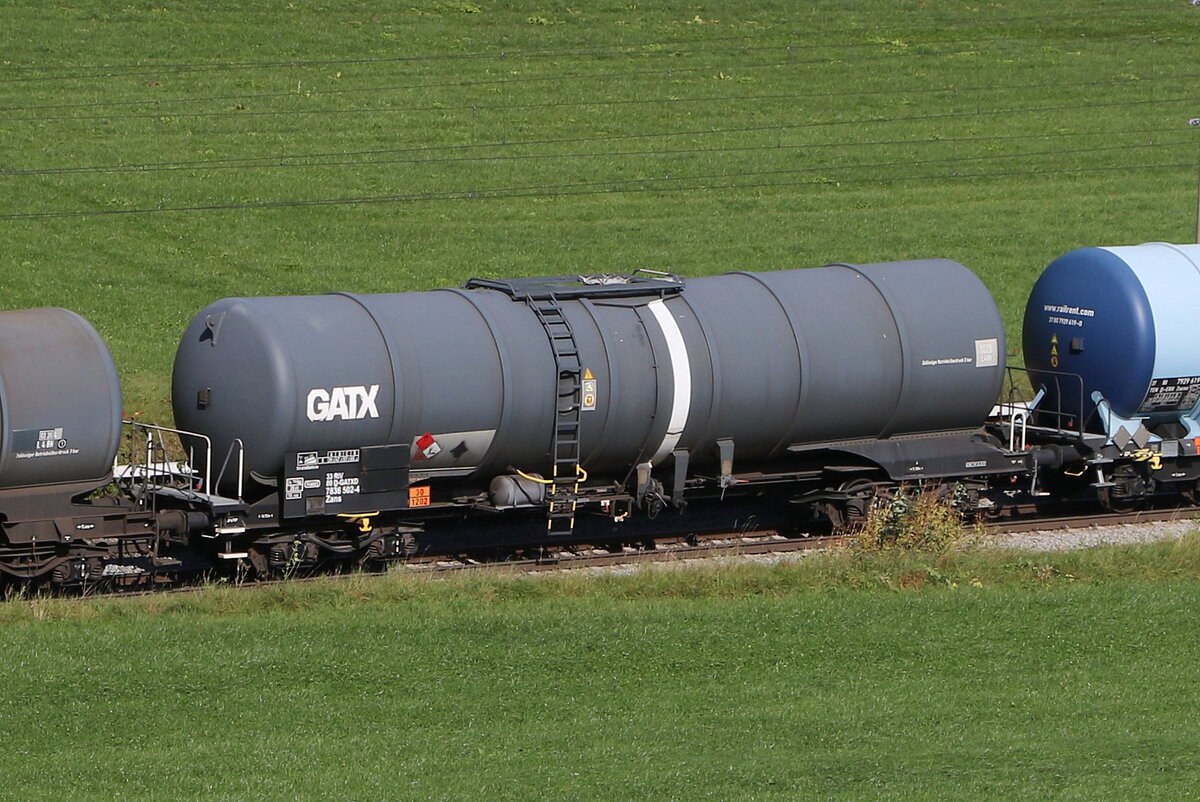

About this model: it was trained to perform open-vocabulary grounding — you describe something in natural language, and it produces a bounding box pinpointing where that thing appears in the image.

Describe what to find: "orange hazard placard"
[408,486,431,507]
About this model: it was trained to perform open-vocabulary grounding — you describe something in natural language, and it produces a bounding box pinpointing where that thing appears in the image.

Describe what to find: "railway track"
[985,505,1200,534]
[400,531,847,576]
[29,503,1200,598]
[394,502,1200,577]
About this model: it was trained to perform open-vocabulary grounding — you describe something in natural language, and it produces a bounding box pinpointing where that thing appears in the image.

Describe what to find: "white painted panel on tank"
[646,298,692,465]
[1106,243,1200,383]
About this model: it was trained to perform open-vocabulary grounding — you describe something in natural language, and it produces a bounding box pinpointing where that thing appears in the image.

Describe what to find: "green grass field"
[4,2,1200,798]
[4,541,1200,800]
[2,0,1197,419]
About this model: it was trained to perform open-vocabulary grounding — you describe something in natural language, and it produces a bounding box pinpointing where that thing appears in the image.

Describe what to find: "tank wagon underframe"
[126,423,1040,576]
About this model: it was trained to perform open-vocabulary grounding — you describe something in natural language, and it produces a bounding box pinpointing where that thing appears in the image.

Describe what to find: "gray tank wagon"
[173,259,1008,519]
[0,308,163,582]
[0,308,122,494]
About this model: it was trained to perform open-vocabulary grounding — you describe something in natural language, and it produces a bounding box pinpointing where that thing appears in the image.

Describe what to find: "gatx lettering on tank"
[306,385,380,422]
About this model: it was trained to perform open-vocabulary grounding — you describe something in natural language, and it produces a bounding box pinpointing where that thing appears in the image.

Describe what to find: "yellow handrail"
[514,464,587,484]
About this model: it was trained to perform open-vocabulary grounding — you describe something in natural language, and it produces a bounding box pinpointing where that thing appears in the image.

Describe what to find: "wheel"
[1098,465,1152,512]
[1098,486,1132,513]
[824,477,886,532]
[1180,478,1200,506]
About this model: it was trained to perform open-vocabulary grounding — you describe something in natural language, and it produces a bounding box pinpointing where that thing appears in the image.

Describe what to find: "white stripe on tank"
[647,298,692,465]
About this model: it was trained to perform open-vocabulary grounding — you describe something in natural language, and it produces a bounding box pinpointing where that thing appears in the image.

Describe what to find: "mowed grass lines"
[1,1,1197,420]
[4,539,1200,800]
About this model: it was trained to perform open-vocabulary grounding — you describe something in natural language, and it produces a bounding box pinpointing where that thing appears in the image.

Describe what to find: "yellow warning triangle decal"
[1051,334,1059,345]
[583,368,594,380]
[1051,346,1058,356]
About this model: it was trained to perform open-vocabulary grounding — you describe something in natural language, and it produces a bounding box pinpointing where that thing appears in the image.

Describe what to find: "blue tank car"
[1024,242,1200,442]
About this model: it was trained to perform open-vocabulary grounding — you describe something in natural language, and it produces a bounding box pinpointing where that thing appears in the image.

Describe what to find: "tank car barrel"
[172,260,1007,504]
[0,308,123,492]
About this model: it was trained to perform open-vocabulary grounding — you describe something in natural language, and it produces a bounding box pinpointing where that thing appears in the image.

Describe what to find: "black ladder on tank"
[526,294,582,536]
[464,273,685,534]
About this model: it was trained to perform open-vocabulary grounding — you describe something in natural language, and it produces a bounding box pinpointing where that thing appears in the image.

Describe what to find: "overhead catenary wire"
[0,144,1190,221]
[3,70,1193,121]
[0,127,1189,179]
[4,38,1190,125]
[3,94,1195,178]
[1,162,1191,221]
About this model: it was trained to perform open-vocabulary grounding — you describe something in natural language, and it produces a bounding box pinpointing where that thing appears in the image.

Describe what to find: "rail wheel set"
[3,242,1199,590]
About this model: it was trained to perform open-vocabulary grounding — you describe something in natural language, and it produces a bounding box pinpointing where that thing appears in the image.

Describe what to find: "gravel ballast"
[985,520,1199,552]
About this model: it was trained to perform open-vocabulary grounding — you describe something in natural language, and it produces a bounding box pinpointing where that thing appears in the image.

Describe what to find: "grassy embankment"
[4,538,1200,799]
